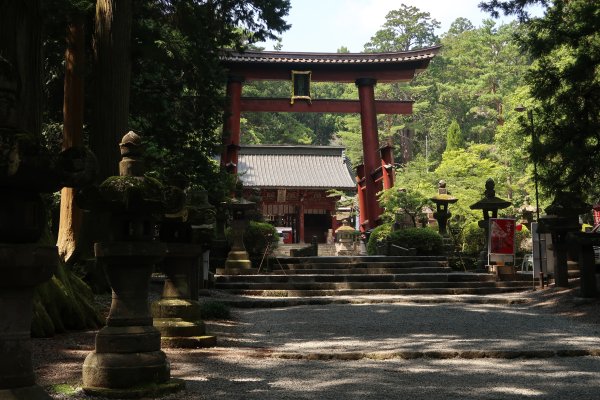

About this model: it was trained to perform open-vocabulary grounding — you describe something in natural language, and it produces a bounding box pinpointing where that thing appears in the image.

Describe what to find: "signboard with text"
[488,218,516,256]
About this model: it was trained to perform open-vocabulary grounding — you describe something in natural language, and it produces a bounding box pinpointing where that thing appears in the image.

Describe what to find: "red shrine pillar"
[356,78,382,229]
[298,193,305,243]
[380,143,395,190]
[221,75,244,173]
[356,164,367,232]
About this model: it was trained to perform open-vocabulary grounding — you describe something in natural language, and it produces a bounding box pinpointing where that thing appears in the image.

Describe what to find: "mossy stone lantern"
[469,178,511,268]
[81,132,184,397]
[430,180,458,235]
[224,183,255,273]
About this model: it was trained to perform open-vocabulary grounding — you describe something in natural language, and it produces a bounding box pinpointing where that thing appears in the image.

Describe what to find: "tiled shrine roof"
[222,47,440,65]
[238,145,355,190]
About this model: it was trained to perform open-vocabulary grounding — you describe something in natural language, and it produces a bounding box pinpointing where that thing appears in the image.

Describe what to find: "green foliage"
[225,221,278,257]
[461,221,485,255]
[366,223,393,255]
[515,224,531,253]
[387,227,443,255]
[481,0,600,201]
[446,120,465,151]
[364,4,440,52]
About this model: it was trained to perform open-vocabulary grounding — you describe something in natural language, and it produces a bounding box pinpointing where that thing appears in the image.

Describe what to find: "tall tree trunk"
[0,0,42,137]
[91,0,132,181]
[57,17,85,263]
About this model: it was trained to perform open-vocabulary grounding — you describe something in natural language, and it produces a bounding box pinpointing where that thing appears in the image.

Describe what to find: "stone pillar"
[356,78,382,229]
[0,54,95,399]
[570,232,600,298]
[82,132,184,397]
[538,192,588,288]
[151,183,216,348]
[221,76,244,174]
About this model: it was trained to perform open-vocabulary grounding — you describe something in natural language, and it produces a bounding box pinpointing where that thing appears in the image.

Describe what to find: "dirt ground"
[31,283,600,395]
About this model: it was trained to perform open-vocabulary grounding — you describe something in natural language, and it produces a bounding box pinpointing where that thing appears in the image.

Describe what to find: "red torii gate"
[220,47,440,230]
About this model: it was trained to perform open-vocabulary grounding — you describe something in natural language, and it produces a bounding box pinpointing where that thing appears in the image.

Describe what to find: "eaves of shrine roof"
[221,46,441,65]
[238,145,355,190]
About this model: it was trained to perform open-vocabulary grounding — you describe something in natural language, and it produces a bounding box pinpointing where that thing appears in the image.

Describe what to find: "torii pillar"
[221,76,244,174]
[356,78,383,229]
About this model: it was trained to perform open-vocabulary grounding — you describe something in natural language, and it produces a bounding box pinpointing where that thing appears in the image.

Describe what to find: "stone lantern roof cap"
[545,191,590,216]
[469,178,511,211]
[431,193,458,203]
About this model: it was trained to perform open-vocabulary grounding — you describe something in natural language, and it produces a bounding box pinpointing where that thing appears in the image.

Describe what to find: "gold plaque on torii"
[291,70,312,104]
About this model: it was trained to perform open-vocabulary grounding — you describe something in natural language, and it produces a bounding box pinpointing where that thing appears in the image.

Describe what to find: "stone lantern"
[335,220,358,256]
[224,182,255,273]
[0,58,96,400]
[80,132,184,396]
[151,180,216,348]
[430,180,458,235]
[538,191,589,288]
[469,178,511,268]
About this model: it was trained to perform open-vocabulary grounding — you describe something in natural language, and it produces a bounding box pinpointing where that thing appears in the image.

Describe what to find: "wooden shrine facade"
[220,47,440,230]
[237,145,355,243]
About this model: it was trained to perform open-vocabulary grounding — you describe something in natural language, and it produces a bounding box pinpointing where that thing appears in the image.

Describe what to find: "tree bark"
[0,0,42,137]
[91,0,132,181]
[57,17,85,263]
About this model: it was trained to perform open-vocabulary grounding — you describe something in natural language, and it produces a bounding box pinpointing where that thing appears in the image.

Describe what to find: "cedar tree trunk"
[91,0,132,180]
[57,17,85,263]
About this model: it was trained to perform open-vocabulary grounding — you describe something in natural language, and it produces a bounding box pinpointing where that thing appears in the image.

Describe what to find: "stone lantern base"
[83,242,184,397]
[0,244,56,400]
[151,243,216,348]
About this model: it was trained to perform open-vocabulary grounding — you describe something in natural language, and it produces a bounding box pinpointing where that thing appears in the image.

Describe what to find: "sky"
[258,0,531,52]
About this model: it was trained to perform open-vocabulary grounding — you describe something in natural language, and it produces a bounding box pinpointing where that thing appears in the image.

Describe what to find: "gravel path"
[36,291,600,399]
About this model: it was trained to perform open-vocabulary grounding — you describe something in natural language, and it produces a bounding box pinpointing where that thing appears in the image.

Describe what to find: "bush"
[245,221,278,257]
[516,224,531,253]
[366,223,393,255]
[461,221,485,255]
[387,227,443,256]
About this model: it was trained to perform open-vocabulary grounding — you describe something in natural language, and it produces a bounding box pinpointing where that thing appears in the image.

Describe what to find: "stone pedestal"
[151,243,216,348]
[224,218,252,271]
[0,245,56,400]
[570,232,600,298]
[539,215,581,288]
[82,242,184,396]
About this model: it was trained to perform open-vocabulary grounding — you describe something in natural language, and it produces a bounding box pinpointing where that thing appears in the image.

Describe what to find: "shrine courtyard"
[35,285,600,400]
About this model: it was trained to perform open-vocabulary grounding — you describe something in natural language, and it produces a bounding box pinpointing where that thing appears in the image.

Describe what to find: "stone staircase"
[214,255,534,296]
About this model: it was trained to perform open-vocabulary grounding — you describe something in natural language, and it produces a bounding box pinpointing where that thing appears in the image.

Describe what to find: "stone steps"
[214,255,533,297]
[222,287,531,297]
[215,272,515,284]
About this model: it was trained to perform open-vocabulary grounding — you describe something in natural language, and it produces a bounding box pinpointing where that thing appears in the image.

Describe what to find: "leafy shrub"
[387,227,443,256]
[461,221,485,255]
[366,223,393,255]
[516,224,531,253]
[244,221,278,257]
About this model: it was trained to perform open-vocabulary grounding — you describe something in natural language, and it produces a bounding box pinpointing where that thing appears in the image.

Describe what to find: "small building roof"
[238,145,355,190]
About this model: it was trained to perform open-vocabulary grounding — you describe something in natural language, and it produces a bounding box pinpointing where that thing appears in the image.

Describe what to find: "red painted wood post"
[380,144,395,190]
[299,194,305,243]
[356,78,381,229]
[221,76,244,173]
[356,164,367,232]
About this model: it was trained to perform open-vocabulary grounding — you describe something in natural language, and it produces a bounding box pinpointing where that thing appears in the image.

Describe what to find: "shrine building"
[238,145,355,243]
[220,47,439,231]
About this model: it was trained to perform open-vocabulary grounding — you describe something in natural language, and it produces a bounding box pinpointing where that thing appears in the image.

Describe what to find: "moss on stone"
[31,262,103,338]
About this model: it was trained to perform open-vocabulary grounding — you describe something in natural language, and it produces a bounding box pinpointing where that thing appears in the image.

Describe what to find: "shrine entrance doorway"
[220,47,440,231]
